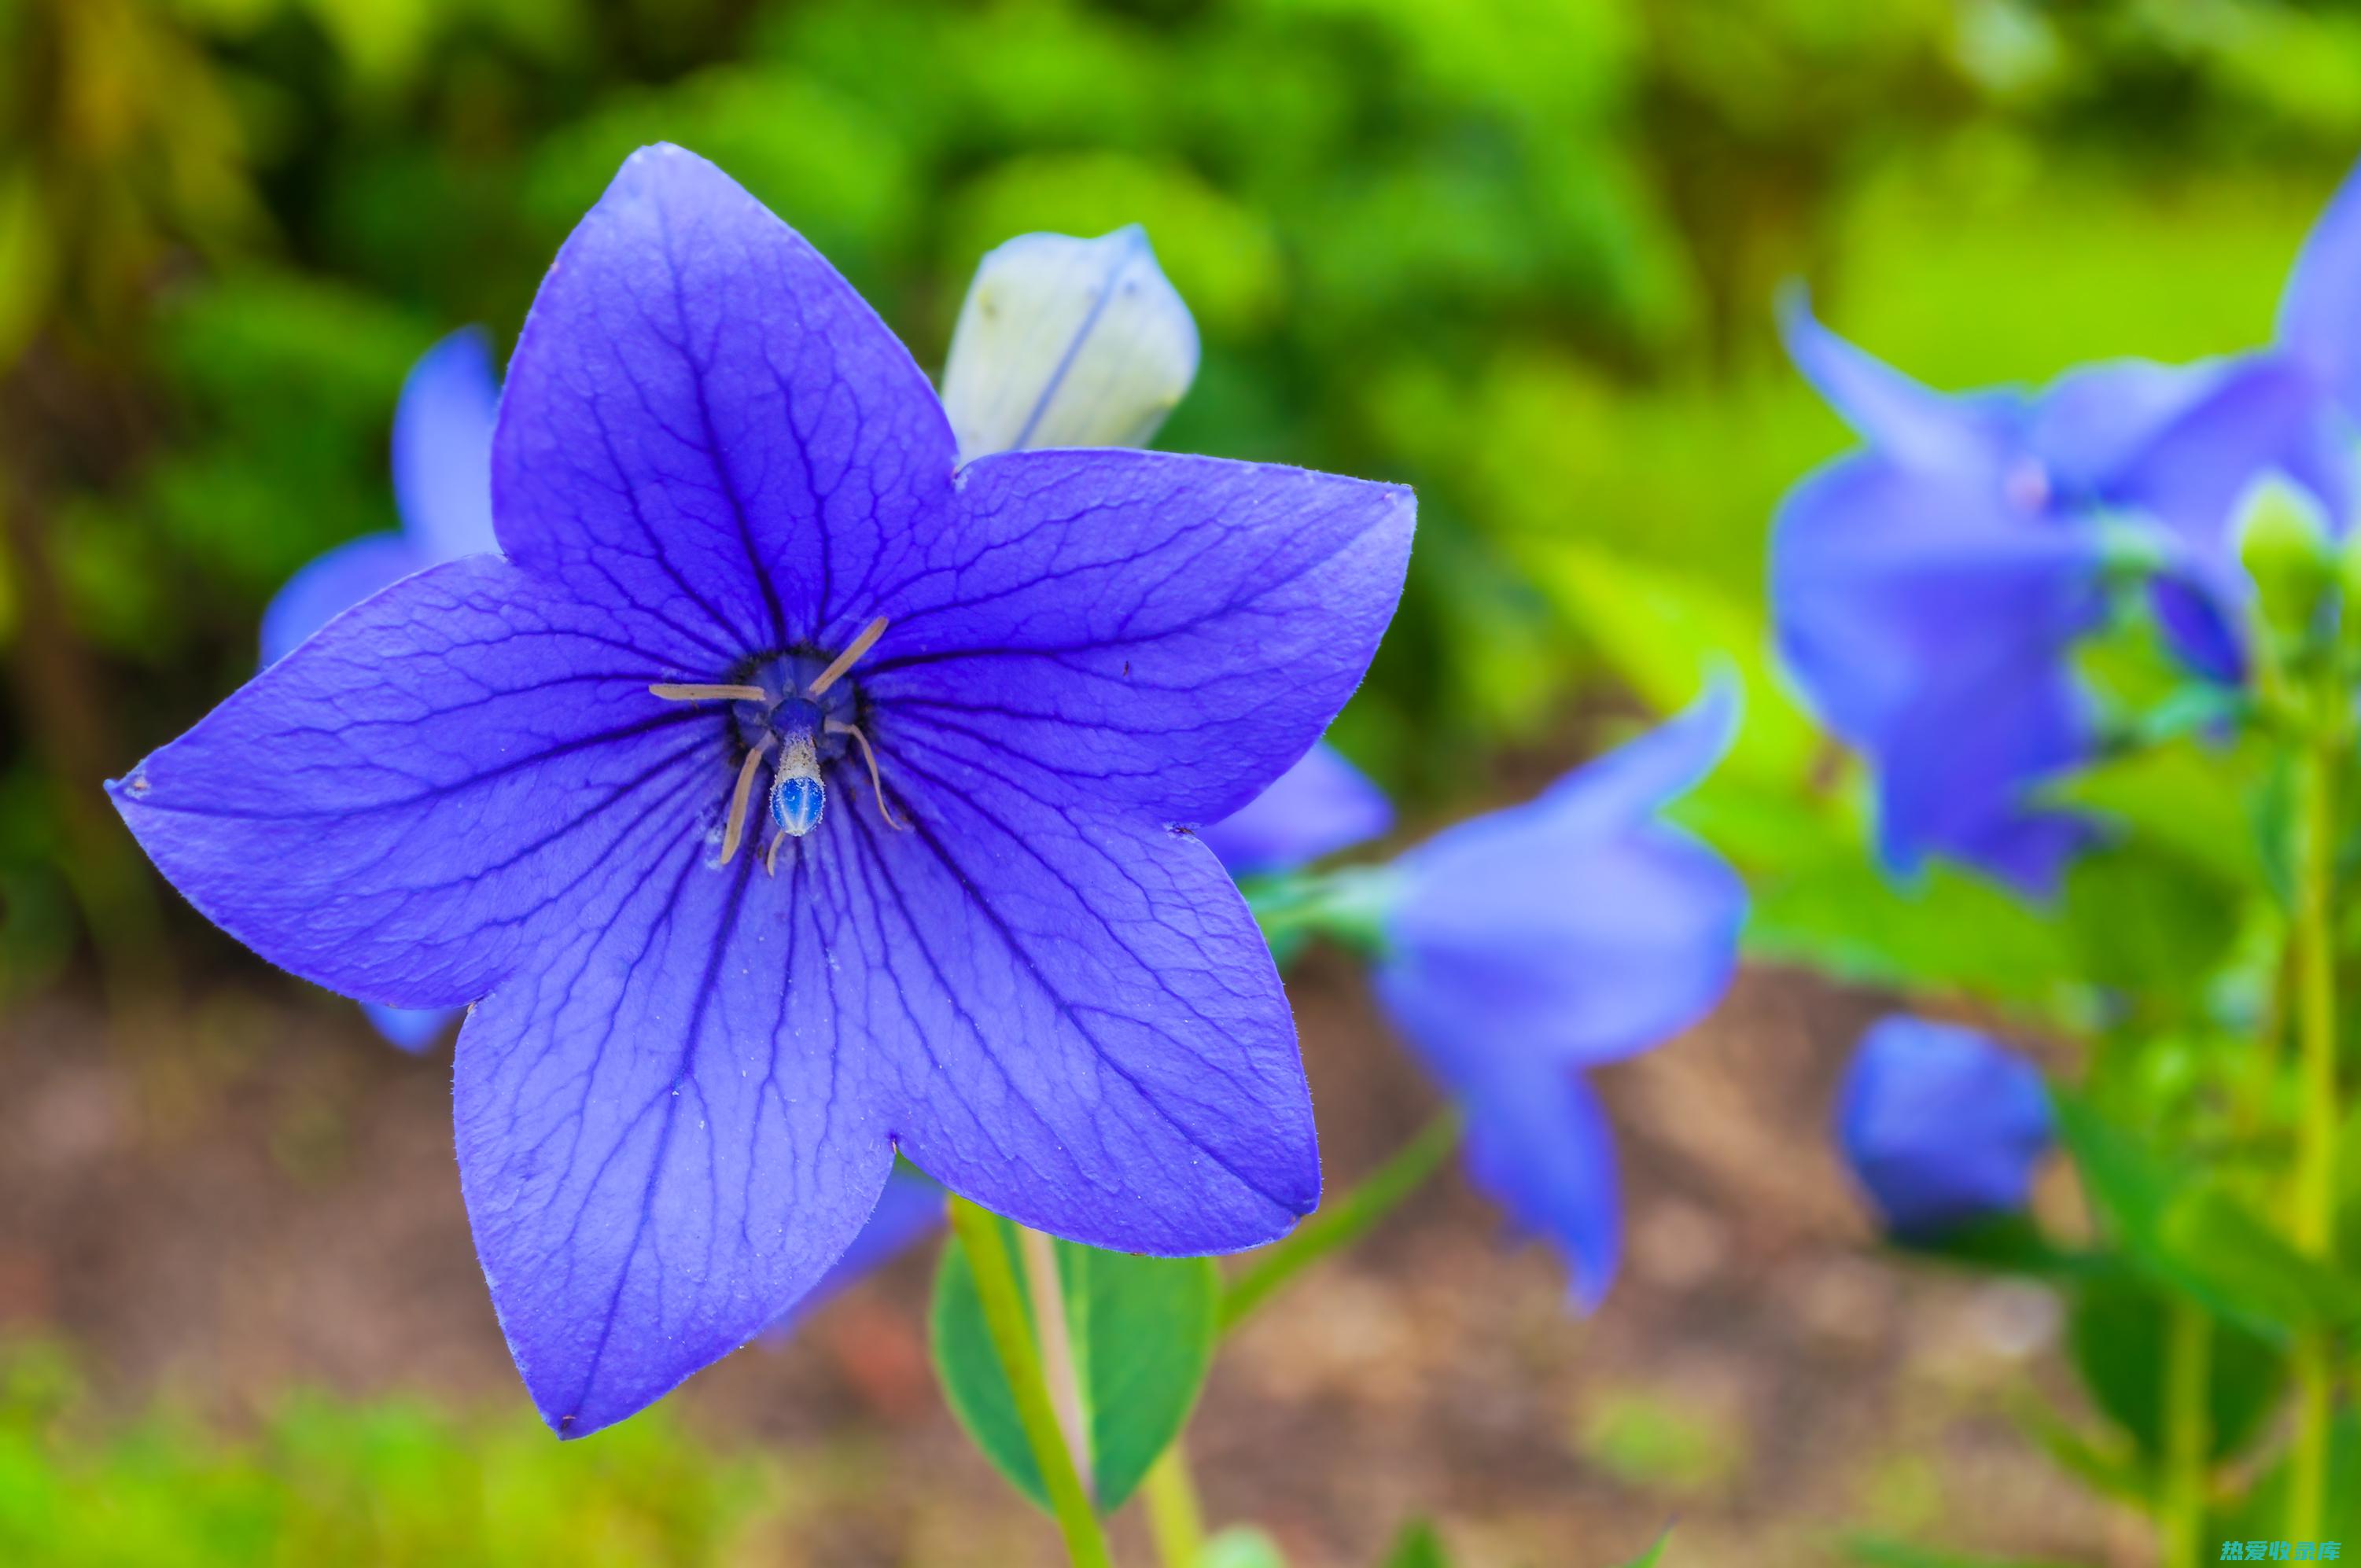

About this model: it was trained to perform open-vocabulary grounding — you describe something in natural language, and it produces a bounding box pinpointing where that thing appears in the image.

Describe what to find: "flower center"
[647,615,904,872]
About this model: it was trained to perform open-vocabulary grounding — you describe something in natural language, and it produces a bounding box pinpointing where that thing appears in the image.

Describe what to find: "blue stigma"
[770,774,825,837]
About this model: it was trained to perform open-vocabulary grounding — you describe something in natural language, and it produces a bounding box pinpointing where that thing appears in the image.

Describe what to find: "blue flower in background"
[261,329,501,666]
[1836,1015,2053,1239]
[261,330,503,1051]
[1772,438,2109,897]
[112,145,1413,1435]
[1774,260,2354,895]
[1200,741,1393,878]
[1372,683,1746,1310]
[763,1165,946,1340]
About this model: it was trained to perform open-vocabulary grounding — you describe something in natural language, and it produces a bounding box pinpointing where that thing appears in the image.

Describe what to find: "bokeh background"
[5,1,2360,1562]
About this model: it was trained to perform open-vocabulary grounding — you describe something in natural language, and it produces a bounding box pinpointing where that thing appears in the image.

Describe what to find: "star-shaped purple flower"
[1373,684,1745,1309]
[109,145,1413,1436]
[1774,281,2350,896]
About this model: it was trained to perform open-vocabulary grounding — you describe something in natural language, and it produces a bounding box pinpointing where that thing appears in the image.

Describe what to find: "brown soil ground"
[0,951,2131,1568]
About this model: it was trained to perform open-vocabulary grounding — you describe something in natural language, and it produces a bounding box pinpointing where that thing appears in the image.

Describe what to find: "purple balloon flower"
[1836,1016,2053,1239]
[1774,282,2350,896]
[262,329,503,1051]
[1372,684,1746,1309]
[110,145,1413,1436]
[1199,741,1393,878]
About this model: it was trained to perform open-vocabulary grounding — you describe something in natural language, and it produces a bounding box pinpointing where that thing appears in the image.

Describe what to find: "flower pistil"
[650,613,902,873]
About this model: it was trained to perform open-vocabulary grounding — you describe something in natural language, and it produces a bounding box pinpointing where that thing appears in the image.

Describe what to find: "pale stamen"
[805,616,890,699]
[766,829,786,878]
[651,683,768,703]
[826,718,907,830]
[719,734,775,866]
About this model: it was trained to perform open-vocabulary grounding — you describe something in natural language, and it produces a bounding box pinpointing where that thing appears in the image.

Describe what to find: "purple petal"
[259,532,427,667]
[2278,154,2361,417]
[766,1166,945,1338]
[362,1000,460,1053]
[114,555,723,1010]
[395,328,503,563]
[1772,454,2105,895]
[1376,686,1744,1077]
[1460,1067,1622,1312]
[2147,572,2250,687]
[1777,286,2017,477]
[1197,741,1392,878]
[2103,353,2348,681]
[2105,353,2344,554]
[823,727,1323,1252]
[456,840,896,1436]
[867,447,1414,826]
[2024,358,2219,501]
[1520,676,1737,842]
[493,144,958,672]
[1836,1015,2053,1238]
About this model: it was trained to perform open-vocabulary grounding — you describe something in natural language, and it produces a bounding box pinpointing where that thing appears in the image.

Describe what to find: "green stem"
[2288,714,2342,1543]
[1219,1106,1464,1334]
[947,1198,1115,1568]
[1018,1225,1095,1497]
[2160,1297,2211,1568]
[1140,1441,1206,1568]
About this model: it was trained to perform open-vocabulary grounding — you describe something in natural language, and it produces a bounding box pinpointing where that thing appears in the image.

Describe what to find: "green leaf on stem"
[2057,1094,2361,1334]
[2065,1264,2286,1466]
[931,1221,1220,1515]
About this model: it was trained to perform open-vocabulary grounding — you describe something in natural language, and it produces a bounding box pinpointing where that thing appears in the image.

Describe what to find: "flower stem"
[1218,1106,1464,1334]
[2288,712,2342,1543]
[947,1197,1114,1568]
[2159,1297,2211,1568]
[1018,1224,1096,1497]
[1141,1441,1207,1568]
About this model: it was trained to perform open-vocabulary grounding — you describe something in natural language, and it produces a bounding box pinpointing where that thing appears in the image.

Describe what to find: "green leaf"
[1379,1519,1451,1568]
[2216,1408,2361,1541]
[2065,1266,2287,1465]
[1611,1529,1671,1567]
[2057,1093,2361,1333]
[930,1220,1220,1515]
[2046,737,2262,889]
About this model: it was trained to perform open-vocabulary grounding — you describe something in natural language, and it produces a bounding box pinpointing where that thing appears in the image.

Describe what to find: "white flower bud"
[941,226,1199,462]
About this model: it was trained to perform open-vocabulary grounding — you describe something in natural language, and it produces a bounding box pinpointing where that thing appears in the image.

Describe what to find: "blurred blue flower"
[260,329,502,1052]
[1774,275,2352,895]
[260,328,501,666]
[115,145,1413,1435]
[1372,683,1746,1309]
[1835,1015,2053,1239]
[1200,742,1392,878]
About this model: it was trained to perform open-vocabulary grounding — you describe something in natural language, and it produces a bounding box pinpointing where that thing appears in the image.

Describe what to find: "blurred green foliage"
[4,0,2361,1003]
[0,1340,775,1567]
